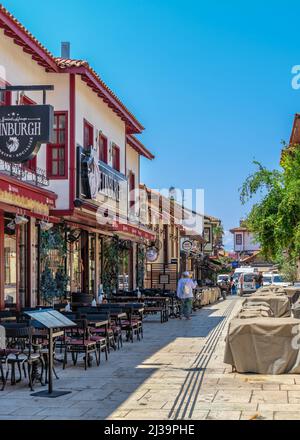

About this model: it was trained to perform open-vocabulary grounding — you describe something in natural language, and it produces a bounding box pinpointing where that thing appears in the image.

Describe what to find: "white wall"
[126,144,140,217]
[244,232,260,251]
[234,231,260,252]
[75,76,126,174]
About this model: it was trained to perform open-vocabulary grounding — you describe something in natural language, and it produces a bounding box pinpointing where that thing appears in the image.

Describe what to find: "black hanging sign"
[0,105,54,163]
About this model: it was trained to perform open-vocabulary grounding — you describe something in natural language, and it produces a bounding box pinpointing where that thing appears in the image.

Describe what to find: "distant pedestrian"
[255,272,263,290]
[177,272,197,320]
[230,276,237,295]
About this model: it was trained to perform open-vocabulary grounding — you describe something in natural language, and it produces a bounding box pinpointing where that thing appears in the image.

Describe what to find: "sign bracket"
[0,85,54,104]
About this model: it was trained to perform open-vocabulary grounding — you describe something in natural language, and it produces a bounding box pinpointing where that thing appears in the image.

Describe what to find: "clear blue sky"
[3,0,300,249]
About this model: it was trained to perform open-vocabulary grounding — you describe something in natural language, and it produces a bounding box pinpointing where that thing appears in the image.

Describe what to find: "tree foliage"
[240,148,300,272]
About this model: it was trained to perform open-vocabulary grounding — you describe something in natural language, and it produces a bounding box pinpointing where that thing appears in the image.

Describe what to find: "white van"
[238,272,257,296]
[233,267,257,283]
[263,273,291,287]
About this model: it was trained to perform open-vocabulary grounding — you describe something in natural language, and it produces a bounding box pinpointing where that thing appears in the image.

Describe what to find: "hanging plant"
[55,267,70,300]
[40,263,57,305]
[102,236,121,295]
[40,225,68,304]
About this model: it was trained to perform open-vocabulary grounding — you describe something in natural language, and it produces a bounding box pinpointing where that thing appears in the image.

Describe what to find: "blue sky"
[3,0,300,249]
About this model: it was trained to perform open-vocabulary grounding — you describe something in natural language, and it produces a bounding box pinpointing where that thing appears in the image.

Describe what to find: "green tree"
[240,147,300,280]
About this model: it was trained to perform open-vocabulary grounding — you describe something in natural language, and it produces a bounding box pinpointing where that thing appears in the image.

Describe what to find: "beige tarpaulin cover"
[256,286,286,294]
[236,304,274,319]
[242,300,272,309]
[236,309,273,319]
[224,317,300,374]
[200,287,221,306]
[243,295,291,317]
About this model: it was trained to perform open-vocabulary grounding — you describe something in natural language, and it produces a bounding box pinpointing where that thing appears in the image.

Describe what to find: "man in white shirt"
[177,272,197,320]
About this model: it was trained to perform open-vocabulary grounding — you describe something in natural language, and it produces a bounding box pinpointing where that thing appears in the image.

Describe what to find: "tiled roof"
[0,5,144,133]
[0,4,58,71]
[229,226,248,233]
[55,57,144,133]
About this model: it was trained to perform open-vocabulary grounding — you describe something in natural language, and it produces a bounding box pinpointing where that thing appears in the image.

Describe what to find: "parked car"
[263,273,273,286]
[263,273,291,287]
[217,274,229,285]
[238,272,257,296]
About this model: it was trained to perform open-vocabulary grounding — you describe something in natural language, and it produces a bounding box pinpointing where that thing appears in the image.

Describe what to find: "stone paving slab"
[1,296,300,420]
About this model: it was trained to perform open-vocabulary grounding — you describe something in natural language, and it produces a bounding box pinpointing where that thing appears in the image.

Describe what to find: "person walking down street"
[230,275,237,295]
[177,272,197,320]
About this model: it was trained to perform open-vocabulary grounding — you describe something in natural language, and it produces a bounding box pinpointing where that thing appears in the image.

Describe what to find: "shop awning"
[0,174,57,216]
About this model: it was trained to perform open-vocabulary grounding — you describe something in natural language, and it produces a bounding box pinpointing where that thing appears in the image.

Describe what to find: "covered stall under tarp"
[243,295,291,318]
[236,304,274,319]
[224,317,300,374]
[200,287,221,306]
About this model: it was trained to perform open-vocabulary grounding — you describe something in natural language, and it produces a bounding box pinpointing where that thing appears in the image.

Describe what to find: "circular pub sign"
[182,240,193,252]
[146,247,158,262]
[0,105,54,163]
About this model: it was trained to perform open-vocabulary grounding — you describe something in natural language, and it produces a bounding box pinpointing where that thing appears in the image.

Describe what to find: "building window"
[47,112,68,179]
[99,134,108,163]
[236,233,243,246]
[112,145,120,172]
[84,120,94,149]
[129,172,136,208]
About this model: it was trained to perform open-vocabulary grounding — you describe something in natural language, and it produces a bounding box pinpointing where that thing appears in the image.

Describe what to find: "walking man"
[177,272,198,320]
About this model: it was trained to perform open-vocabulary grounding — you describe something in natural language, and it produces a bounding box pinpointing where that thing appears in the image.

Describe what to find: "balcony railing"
[0,158,49,187]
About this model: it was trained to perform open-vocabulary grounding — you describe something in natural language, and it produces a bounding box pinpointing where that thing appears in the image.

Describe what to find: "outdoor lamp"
[6,220,16,231]
[15,215,29,225]
[40,221,54,231]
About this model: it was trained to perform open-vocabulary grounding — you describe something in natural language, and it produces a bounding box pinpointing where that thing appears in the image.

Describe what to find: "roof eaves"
[56,59,144,134]
[0,5,58,72]
[127,134,155,160]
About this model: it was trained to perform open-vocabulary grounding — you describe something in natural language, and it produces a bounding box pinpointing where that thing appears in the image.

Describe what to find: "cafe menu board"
[25,309,76,329]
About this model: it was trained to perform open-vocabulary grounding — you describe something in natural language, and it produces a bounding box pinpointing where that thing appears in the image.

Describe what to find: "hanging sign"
[146,247,158,262]
[181,239,193,252]
[0,105,54,163]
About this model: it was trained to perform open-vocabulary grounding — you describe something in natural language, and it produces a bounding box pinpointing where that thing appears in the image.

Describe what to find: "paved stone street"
[2,296,300,420]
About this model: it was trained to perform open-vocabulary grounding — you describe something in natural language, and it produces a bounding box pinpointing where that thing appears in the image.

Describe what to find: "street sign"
[182,240,193,252]
[232,261,239,269]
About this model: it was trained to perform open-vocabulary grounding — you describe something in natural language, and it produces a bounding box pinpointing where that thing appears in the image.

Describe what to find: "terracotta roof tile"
[56,57,144,132]
[0,4,58,70]
[0,5,144,132]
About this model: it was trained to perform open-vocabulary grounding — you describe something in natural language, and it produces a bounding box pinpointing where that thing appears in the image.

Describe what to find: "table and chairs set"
[0,301,145,392]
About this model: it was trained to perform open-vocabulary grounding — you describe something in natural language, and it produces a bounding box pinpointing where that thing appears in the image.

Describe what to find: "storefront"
[0,173,57,310]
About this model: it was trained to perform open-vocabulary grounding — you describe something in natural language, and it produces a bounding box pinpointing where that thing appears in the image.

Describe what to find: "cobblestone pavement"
[1,296,300,420]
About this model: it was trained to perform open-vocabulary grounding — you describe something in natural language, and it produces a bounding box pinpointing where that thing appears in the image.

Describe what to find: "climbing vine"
[39,226,69,304]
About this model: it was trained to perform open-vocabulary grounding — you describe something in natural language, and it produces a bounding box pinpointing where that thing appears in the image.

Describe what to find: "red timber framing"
[56,65,144,135]
[0,210,4,310]
[127,134,155,160]
[46,111,69,179]
[69,74,76,210]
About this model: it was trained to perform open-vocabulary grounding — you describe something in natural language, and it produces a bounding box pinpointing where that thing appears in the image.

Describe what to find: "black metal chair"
[63,319,99,370]
[4,324,45,391]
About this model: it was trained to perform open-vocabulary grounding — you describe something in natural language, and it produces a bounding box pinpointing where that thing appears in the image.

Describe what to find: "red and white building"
[0,5,155,309]
[230,222,260,258]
